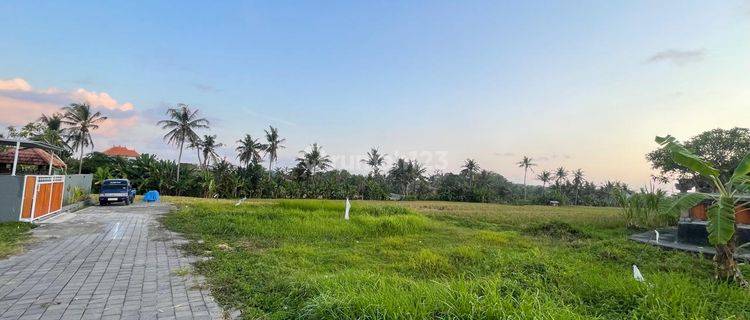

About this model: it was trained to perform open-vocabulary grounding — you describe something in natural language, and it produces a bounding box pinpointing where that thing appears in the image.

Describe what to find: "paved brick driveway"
[0,203,226,320]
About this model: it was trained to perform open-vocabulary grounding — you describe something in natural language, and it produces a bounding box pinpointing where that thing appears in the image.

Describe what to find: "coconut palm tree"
[297,143,332,178]
[572,169,585,205]
[61,103,108,174]
[39,113,63,132]
[236,134,266,168]
[361,148,386,176]
[264,126,285,178]
[407,160,426,195]
[461,159,480,187]
[555,167,568,189]
[157,104,209,182]
[389,158,410,195]
[389,159,425,196]
[36,113,68,151]
[537,170,552,193]
[200,135,224,167]
[188,136,204,169]
[517,156,536,199]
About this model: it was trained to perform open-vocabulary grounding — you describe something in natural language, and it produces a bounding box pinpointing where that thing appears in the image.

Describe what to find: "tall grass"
[613,188,675,229]
[163,198,750,319]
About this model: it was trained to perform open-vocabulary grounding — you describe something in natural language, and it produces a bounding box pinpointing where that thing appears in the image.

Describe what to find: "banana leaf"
[706,195,736,246]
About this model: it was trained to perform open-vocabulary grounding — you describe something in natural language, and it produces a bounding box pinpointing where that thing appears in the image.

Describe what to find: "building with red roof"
[0,148,66,174]
[102,146,140,159]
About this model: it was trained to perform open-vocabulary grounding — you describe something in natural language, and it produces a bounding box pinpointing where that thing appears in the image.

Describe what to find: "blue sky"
[1,1,749,187]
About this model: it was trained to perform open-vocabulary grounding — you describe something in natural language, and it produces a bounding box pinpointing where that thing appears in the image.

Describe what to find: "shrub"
[65,186,90,205]
[523,221,591,241]
[613,188,673,229]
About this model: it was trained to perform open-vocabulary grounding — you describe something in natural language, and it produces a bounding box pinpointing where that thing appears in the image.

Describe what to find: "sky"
[1,0,749,188]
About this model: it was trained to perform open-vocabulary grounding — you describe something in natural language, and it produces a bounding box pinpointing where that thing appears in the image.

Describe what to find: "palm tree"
[188,136,204,168]
[537,170,552,193]
[572,169,585,205]
[297,143,332,178]
[461,159,480,187]
[389,158,425,196]
[407,160,426,196]
[236,134,266,168]
[36,113,67,151]
[389,158,410,195]
[157,104,209,182]
[200,135,224,167]
[39,113,63,132]
[361,148,386,176]
[517,156,536,199]
[264,126,286,177]
[555,167,568,189]
[61,103,108,174]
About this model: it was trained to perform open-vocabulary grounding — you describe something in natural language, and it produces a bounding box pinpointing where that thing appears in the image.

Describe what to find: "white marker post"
[344,198,351,220]
[632,265,645,282]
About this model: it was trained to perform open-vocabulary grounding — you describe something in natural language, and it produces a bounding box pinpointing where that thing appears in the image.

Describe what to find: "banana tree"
[657,135,750,287]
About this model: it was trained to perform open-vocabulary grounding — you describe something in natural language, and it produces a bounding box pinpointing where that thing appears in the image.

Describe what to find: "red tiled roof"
[0,148,66,167]
[103,146,139,158]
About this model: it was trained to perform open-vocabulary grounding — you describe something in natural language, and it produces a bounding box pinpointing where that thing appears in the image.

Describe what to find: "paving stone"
[0,204,228,320]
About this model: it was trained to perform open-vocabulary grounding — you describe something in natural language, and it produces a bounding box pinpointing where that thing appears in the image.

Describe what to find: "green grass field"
[0,222,34,258]
[163,198,750,319]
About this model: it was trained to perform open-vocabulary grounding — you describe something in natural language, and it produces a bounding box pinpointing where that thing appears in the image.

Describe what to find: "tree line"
[4,103,631,206]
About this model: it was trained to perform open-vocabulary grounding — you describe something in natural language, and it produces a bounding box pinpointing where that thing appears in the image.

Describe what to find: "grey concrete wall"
[63,174,93,205]
[0,176,24,222]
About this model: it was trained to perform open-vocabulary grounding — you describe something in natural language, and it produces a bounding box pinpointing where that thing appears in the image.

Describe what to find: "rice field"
[162,198,750,319]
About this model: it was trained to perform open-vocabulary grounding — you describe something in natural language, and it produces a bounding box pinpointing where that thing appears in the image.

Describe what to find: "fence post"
[11,141,20,176]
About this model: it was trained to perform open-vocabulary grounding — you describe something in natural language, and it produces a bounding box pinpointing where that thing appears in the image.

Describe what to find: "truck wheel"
[125,198,131,205]
[100,201,107,206]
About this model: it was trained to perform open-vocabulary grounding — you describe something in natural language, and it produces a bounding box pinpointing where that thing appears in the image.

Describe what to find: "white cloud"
[0,78,32,91]
[0,77,145,145]
[71,88,135,111]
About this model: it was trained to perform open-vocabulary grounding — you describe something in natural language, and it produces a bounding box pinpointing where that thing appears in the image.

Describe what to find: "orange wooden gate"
[19,175,65,221]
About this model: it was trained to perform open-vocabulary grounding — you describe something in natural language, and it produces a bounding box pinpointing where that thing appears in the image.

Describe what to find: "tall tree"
[264,126,286,177]
[36,113,68,153]
[647,127,750,192]
[389,159,425,196]
[572,169,585,205]
[361,148,387,176]
[537,170,552,193]
[389,158,410,195]
[61,103,108,174]
[188,136,204,169]
[407,160,427,196]
[157,104,209,182]
[517,156,536,199]
[39,113,63,132]
[297,143,332,178]
[236,134,266,168]
[555,167,568,189]
[200,135,224,167]
[461,159,480,187]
